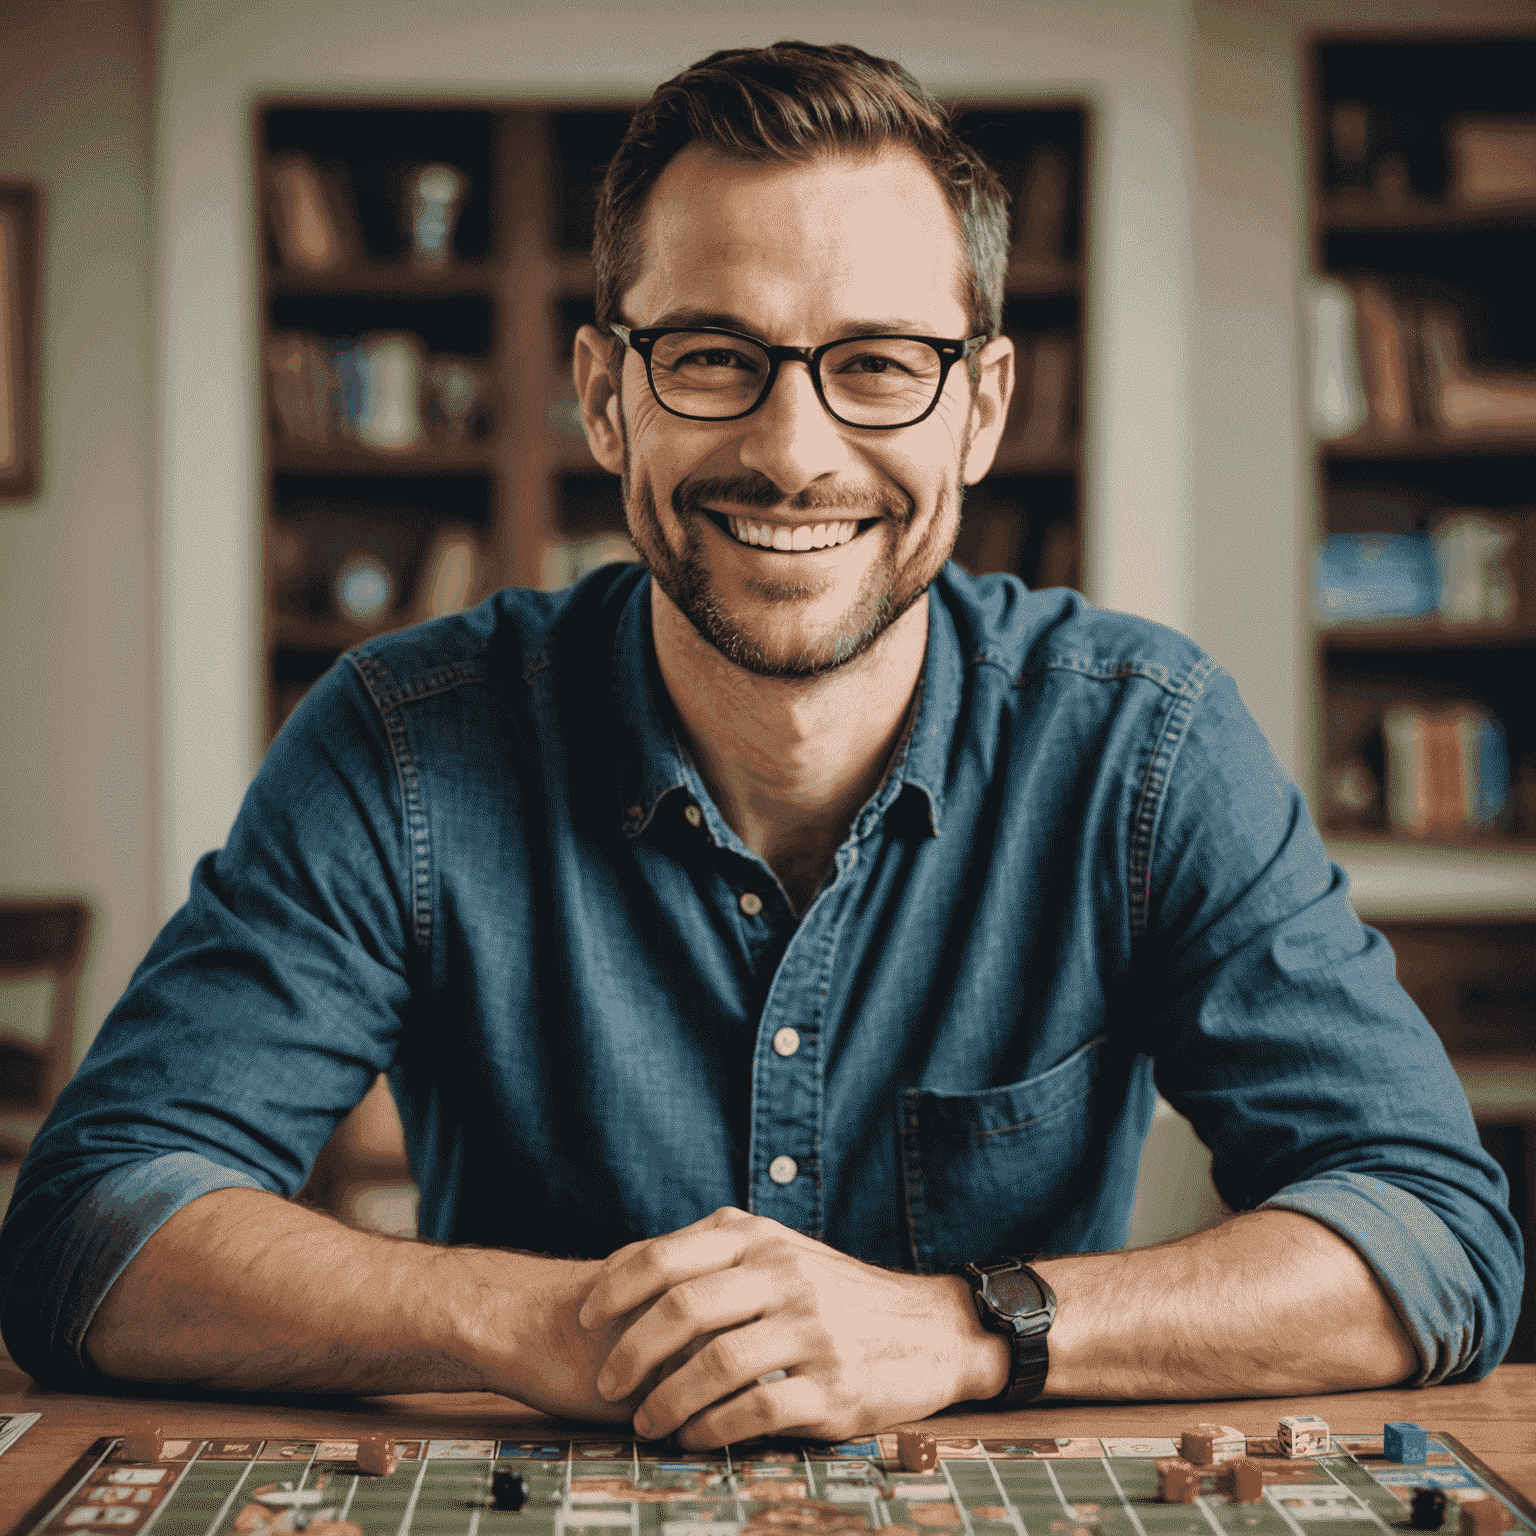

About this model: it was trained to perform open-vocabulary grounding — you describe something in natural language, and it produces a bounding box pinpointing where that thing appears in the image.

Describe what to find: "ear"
[959,335,1015,486]
[574,324,626,475]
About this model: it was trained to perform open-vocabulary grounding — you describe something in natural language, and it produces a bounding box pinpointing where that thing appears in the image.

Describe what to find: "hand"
[577,1207,1009,1447]
[478,1254,677,1425]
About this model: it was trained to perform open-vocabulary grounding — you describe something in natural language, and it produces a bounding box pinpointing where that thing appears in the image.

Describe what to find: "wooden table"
[2,1359,1532,1532]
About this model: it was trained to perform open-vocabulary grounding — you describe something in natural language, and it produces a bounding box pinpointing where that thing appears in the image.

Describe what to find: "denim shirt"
[1,565,1521,1385]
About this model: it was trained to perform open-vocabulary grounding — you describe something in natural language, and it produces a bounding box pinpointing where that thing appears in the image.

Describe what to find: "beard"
[620,433,968,682]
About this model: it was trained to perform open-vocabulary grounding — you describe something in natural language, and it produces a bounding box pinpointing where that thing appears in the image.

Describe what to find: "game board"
[23,1428,1536,1536]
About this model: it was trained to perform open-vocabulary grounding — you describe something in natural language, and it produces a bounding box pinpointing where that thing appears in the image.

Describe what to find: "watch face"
[986,1268,1046,1319]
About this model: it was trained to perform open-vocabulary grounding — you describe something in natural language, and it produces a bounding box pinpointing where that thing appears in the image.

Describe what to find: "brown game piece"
[355,1435,397,1477]
[1458,1498,1506,1536]
[1181,1424,1244,1466]
[1221,1459,1264,1504]
[1155,1458,1200,1504]
[897,1430,938,1474]
[120,1425,164,1462]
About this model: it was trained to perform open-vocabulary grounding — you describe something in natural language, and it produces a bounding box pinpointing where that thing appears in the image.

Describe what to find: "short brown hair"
[593,41,1010,342]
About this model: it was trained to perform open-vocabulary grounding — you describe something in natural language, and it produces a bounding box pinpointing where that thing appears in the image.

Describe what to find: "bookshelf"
[256,100,1091,745]
[254,94,1093,1226]
[1307,35,1536,851]
[1306,34,1536,1362]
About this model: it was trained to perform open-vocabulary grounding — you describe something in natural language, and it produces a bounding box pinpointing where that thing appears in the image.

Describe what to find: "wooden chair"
[0,898,91,1164]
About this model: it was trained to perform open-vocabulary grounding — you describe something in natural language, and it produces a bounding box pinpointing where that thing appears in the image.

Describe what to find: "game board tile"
[500,1443,572,1461]
[427,1439,499,1459]
[1099,1438,1179,1460]
[811,1444,883,1462]
[254,1443,317,1463]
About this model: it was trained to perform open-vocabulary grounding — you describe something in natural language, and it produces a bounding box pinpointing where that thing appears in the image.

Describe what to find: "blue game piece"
[1385,1422,1427,1464]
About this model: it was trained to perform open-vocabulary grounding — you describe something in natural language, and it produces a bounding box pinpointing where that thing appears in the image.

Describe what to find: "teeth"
[727,516,860,551]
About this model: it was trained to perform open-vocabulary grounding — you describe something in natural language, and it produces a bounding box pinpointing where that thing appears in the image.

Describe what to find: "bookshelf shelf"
[267,260,500,298]
[1321,430,1536,461]
[1324,194,1536,235]
[270,442,497,475]
[1320,620,1536,651]
[1308,32,1536,854]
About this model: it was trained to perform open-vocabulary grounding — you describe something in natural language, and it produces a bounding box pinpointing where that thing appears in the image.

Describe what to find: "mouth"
[702,509,877,552]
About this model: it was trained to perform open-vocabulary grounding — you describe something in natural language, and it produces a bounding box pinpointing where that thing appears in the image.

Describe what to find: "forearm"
[1021,1210,1416,1401]
[82,1186,606,1407]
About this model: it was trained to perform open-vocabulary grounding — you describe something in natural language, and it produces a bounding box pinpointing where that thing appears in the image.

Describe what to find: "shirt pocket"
[900,1033,1129,1272]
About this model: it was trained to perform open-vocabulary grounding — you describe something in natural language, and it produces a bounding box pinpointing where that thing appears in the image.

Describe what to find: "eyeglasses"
[610,324,987,430]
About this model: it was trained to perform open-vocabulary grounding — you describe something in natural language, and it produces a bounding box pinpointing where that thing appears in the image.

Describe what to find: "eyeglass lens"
[646,332,950,426]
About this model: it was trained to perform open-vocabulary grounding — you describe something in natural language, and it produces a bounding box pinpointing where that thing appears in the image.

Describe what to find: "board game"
[23,1427,1536,1536]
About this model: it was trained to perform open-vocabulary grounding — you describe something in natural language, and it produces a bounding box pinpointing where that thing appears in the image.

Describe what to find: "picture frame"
[0,180,43,501]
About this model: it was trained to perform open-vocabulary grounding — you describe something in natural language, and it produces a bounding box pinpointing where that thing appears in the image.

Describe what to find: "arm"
[80,1185,645,1419]
[573,1203,1411,1449]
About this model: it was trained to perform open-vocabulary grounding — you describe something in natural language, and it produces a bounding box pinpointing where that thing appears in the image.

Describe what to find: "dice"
[1385,1422,1428,1466]
[1278,1415,1331,1458]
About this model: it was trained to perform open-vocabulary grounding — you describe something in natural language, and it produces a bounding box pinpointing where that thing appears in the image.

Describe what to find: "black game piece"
[491,1471,530,1512]
[1411,1488,1449,1531]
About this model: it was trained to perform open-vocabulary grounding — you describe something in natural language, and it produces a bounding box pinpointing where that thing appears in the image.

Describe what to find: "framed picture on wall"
[0,180,42,501]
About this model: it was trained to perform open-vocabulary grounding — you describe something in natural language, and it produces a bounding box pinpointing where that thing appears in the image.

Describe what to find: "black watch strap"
[958,1256,1055,1408]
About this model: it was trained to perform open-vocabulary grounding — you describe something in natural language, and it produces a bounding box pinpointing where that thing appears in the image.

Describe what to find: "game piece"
[897,1430,938,1474]
[490,1471,530,1511]
[355,1435,397,1477]
[1386,1421,1429,1465]
[1459,1498,1506,1536]
[1411,1488,1450,1530]
[1278,1414,1331,1458]
[120,1425,163,1462]
[1220,1458,1264,1503]
[1155,1458,1200,1503]
[1180,1424,1245,1465]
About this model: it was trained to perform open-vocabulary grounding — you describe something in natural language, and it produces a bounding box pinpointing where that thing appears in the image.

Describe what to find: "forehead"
[625,144,971,337]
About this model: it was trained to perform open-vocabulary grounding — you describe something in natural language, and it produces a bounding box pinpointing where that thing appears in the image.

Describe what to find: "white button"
[739,892,764,917]
[772,1027,801,1058]
[768,1155,798,1185]
[684,804,702,827]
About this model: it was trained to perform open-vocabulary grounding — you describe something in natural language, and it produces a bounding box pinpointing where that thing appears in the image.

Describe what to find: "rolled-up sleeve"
[0,658,415,1385]
[1138,668,1524,1383]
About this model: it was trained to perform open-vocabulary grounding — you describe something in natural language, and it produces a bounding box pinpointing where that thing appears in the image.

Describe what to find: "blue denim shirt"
[1,565,1521,1386]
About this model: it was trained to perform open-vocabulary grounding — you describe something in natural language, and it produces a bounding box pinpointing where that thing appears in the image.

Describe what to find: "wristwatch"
[957,1256,1056,1407]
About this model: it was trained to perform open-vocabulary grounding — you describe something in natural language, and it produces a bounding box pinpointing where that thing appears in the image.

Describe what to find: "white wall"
[0,0,156,1063]
[153,0,1211,912]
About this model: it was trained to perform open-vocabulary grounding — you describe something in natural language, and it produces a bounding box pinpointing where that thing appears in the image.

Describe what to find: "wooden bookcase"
[255,99,1091,744]
[1307,35,1536,850]
[255,96,1092,1229]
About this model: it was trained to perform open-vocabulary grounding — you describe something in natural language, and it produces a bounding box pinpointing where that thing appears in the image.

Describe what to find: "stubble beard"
[620,424,970,682]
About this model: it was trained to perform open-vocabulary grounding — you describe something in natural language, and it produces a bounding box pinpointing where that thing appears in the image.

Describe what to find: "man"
[0,44,1520,1446]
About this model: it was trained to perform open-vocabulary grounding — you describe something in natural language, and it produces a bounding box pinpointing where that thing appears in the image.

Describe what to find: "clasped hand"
[577,1206,994,1448]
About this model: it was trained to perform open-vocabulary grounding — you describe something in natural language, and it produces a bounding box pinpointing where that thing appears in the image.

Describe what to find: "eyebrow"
[640,307,948,339]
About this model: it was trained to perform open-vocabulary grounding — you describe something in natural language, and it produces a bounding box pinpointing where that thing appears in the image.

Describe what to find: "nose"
[735,358,850,497]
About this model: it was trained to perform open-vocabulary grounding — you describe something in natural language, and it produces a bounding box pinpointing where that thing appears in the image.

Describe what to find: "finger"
[581,1215,753,1330]
[631,1318,793,1438]
[675,1371,832,1451]
[598,1265,777,1401]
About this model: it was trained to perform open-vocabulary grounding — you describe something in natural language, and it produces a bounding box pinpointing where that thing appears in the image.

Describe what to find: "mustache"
[673,473,913,527]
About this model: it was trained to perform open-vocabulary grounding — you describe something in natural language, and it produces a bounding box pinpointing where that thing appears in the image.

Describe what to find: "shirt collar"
[611,569,963,842]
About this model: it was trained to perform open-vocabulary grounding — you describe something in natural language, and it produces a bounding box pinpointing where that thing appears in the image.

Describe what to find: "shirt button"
[772,1027,801,1057]
[684,804,702,827]
[768,1155,798,1185]
[739,892,764,917]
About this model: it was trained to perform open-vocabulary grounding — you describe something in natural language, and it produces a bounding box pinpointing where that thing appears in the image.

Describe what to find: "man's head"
[574,42,1016,680]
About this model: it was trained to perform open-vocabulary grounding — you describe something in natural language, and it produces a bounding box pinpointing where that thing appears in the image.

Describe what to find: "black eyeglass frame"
[610,323,989,430]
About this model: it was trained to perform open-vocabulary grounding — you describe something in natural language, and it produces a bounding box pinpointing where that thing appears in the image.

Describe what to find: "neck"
[651,583,928,913]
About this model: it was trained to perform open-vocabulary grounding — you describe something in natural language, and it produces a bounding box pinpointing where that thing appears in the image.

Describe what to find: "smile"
[712,513,870,551]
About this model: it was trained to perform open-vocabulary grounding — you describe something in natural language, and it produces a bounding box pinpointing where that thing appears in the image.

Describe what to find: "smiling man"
[0,43,1521,1446]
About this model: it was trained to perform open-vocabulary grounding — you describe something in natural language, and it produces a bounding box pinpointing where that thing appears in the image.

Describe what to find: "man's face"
[582,145,1011,679]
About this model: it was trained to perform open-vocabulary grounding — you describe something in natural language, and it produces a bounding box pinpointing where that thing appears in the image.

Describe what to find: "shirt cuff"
[1260,1170,1478,1385]
[56,1153,267,1378]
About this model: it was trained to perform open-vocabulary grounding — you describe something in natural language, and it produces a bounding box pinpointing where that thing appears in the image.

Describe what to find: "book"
[1013,333,1075,458]
[1383,701,1509,838]
[1308,280,1368,439]
[1419,303,1536,435]
[1012,143,1073,269]
[1430,509,1519,625]
[1349,279,1415,438]
[1314,533,1437,624]
[265,151,358,274]
[1448,115,1536,204]
[265,331,333,447]
[409,522,487,622]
